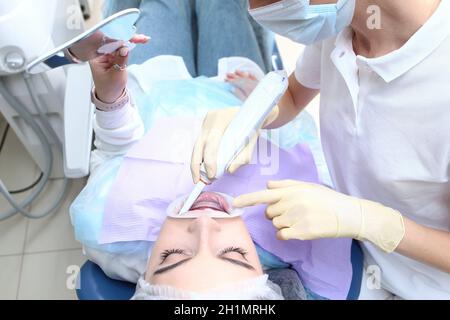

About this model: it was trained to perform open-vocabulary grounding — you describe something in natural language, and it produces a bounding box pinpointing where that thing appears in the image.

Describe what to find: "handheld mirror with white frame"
[26,8,140,74]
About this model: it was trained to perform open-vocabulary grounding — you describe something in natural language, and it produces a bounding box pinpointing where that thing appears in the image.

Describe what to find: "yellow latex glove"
[190,107,279,183]
[233,180,405,253]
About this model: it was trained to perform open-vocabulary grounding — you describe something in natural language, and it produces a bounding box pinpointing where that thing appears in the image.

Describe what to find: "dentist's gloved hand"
[190,106,279,183]
[233,180,406,253]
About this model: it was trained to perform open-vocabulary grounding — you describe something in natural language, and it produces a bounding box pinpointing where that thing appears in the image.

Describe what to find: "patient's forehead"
[151,257,261,292]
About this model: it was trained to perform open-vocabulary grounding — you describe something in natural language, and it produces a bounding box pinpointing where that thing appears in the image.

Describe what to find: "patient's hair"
[131,275,284,300]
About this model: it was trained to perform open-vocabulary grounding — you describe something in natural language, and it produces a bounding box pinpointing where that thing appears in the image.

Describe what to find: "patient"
[134,192,283,299]
[70,36,353,300]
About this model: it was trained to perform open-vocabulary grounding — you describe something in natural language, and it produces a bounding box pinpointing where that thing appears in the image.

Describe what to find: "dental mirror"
[26,8,140,74]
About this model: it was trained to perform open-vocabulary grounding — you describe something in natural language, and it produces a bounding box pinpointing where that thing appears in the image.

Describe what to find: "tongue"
[190,192,229,212]
[190,201,223,211]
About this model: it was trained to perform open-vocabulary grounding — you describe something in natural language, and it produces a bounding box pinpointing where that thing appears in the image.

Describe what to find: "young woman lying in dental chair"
[70,37,356,300]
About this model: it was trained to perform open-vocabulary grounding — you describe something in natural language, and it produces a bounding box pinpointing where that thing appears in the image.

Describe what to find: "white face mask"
[167,192,244,219]
[249,0,356,45]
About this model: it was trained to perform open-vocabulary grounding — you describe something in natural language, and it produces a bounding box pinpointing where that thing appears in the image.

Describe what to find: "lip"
[166,192,244,218]
[189,192,230,213]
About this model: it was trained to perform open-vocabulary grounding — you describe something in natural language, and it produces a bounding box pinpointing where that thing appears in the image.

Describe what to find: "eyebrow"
[153,256,255,276]
[153,258,193,275]
[220,257,255,271]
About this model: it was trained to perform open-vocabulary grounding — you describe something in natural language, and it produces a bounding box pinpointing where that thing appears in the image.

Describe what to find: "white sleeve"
[90,98,145,172]
[294,42,323,90]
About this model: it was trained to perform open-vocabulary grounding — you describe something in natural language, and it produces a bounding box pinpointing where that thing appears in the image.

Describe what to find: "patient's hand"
[89,34,149,104]
[226,70,260,101]
[69,31,106,62]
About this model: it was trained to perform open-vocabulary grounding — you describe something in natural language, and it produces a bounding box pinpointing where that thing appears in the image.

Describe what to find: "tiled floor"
[0,116,87,300]
[0,1,103,300]
[0,2,320,301]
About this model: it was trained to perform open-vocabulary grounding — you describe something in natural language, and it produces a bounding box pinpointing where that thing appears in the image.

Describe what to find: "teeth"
[190,201,224,211]
[188,192,232,213]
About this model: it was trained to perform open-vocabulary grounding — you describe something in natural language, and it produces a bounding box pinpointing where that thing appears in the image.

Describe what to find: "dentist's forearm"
[265,73,319,129]
[396,217,450,274]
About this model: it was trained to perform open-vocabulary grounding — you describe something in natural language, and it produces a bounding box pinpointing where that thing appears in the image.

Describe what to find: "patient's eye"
[160,249,187,264]
[219,247,248,261]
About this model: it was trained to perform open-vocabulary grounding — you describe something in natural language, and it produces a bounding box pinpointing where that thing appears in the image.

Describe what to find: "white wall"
[276,35,321,132]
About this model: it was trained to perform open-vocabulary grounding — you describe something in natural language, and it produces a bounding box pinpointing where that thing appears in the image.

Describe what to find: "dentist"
[191,0,450,299]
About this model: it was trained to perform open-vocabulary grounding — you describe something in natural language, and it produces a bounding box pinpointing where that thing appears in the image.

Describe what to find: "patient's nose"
[188,214,221,245]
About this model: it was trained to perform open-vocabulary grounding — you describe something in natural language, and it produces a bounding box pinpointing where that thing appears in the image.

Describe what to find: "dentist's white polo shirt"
[295,0,450,299]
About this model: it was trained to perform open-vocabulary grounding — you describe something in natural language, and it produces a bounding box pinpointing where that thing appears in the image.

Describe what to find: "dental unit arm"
[0,0,88,178]
[0,1,140,220]
[179,71,289,214]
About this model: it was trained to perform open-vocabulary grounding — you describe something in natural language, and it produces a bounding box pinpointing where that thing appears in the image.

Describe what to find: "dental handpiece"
[179,71,289,214]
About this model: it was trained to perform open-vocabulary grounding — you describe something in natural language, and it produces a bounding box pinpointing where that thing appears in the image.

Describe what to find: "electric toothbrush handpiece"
[178,181,207,215]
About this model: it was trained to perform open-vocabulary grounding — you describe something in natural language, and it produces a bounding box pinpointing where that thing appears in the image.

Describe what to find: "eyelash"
[160,249,186,262]
[160,247,248,262]
[220,247,248,258]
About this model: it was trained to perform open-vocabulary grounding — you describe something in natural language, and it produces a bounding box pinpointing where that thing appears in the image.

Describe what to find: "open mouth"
[189,192,231,213]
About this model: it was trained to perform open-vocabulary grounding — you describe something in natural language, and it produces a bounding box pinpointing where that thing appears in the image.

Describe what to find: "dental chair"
[75,43,286,300]
[75,43,363,300]
[77,261,136,300]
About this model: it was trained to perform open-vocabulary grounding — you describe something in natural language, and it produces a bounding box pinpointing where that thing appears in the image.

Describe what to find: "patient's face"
[146,192,263,292]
